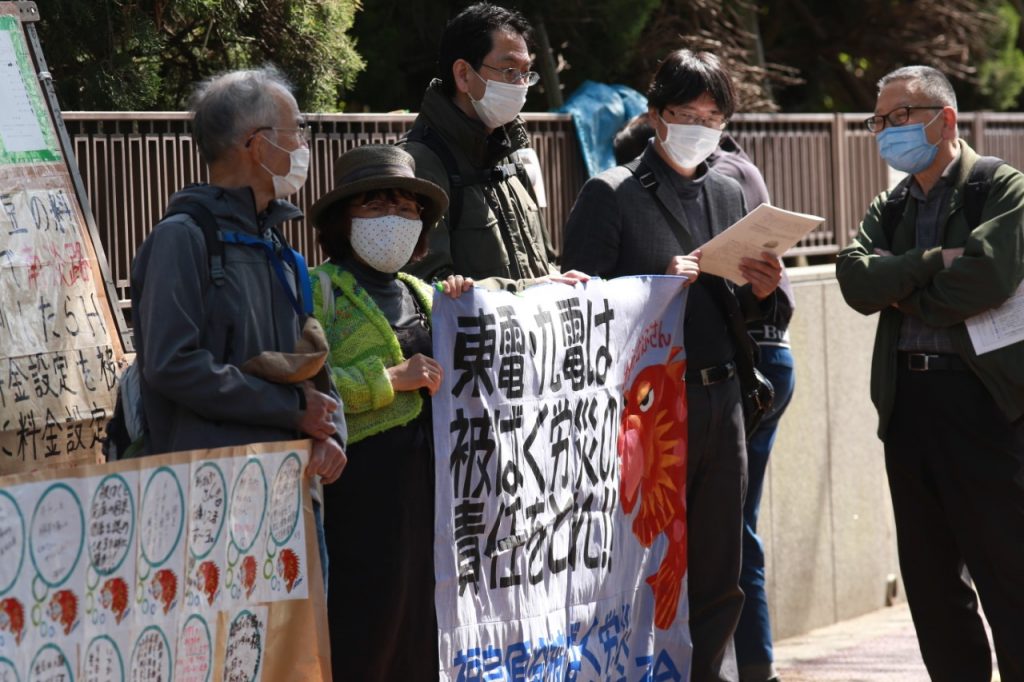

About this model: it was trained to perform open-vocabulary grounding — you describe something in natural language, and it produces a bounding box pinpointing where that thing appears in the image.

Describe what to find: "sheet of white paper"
[966,280,1024,355]
[698,203,824,285]
[0,29,48,153]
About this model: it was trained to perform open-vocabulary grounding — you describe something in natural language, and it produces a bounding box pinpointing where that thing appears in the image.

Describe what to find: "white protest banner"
[432,276,692,680]
[0,439,330,681]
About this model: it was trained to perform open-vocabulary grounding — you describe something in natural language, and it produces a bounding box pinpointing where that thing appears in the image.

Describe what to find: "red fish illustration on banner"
[241,555,258,599]
[151,569,177,615]
[618,345,688,629]
[197,560,220,606]
[49,590,78,635]
[100,577,129,624]
[277,548,301,593]
[0,598,25,644]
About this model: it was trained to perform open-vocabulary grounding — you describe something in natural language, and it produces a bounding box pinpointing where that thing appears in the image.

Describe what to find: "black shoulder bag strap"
[623,158,698,253]
[625,157,763,378]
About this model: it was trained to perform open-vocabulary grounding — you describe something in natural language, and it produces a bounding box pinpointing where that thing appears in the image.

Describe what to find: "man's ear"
[941,106,958,140]
[452,59,473,95]
[240,131,266,168]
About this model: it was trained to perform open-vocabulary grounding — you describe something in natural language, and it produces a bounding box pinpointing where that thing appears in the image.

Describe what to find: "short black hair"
[646,50,736,118]
[613,114,654,165]
[437,3,532,98]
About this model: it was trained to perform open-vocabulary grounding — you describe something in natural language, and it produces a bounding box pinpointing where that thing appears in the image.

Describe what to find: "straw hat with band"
[309,144,448,231]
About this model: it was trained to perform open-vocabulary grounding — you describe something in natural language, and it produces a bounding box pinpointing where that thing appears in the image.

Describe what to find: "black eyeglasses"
[479,63,540,86]
[244,123,311,147]
[864,106,943,133]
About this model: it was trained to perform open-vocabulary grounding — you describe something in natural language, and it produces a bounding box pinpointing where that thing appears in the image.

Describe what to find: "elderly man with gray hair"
[130,67,348,524]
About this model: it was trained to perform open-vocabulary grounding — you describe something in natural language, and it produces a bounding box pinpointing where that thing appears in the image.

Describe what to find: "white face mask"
[350,215,423,273]
[657,116,722,169]
[260,136,310,198]
[469,69,528,129]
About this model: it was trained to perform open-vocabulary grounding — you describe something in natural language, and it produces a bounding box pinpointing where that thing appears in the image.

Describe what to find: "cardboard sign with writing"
[0,3,126,474]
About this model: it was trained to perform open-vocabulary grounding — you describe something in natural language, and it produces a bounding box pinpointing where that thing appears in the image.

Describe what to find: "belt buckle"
[699,366,715,385]
[908,353,934,371]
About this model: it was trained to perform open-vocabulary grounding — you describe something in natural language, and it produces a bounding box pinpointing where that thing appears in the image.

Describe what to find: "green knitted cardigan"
[310,261,435,445]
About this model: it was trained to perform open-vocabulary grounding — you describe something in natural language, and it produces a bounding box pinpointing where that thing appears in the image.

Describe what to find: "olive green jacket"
[401,82,559,291]
[836,141,1024,438]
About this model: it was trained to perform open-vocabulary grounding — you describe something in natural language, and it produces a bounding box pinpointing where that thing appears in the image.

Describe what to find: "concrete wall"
[761,265,901,640]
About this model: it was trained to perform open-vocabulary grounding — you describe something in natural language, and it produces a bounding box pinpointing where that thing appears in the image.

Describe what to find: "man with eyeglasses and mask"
[837,65,1024,680]
[402,2,587,291]
[563,50,786,682]
[130,67,348,568]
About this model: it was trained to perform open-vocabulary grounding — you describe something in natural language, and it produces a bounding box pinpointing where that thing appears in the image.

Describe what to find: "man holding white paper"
[563,49,787,682]
[836,65,1024,680]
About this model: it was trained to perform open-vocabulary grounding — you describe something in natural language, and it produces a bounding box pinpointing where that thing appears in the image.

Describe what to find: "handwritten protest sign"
[432,276,692,680]
[0,4,125,473]
[0,439,329,681]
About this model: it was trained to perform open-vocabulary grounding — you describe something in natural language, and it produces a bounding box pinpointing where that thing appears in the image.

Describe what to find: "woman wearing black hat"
[309,144,470,680]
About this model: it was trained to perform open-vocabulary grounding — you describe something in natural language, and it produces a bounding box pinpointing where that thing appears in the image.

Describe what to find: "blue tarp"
[556,81,648,178]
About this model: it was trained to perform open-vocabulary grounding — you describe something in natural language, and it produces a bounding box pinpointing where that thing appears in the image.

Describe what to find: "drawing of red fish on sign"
[197,560,220,606]
[0,598,25,645]
[100,577,130,625]
[49,589,79,635]
[151,569,178,615]
[277,548,301,593]
[618,345,688,630]
[240,555,258,600]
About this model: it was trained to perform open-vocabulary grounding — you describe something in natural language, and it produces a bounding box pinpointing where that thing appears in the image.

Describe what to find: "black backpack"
[879,156,1004,245]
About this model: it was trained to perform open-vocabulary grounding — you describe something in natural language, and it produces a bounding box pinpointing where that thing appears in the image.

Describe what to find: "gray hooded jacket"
[130,183,347,455]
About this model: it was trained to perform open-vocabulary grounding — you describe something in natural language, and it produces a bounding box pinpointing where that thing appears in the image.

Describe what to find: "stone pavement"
[773,602,1000,682]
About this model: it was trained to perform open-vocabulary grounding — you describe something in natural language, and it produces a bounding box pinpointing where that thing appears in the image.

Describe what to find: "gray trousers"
[685,375,748,682]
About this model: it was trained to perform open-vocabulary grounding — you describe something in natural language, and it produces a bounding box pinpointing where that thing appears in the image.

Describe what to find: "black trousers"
[686,376,748,682]
[885,364,1024,682]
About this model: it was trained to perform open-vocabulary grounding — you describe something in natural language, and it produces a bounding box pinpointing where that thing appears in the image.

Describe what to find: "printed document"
[699,203,824,285]
[966,280,1024,354]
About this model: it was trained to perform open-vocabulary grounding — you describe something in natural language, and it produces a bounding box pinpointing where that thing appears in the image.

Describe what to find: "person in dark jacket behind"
[564,50,787,682]
[130,67,348,565]
[401,2,587,291]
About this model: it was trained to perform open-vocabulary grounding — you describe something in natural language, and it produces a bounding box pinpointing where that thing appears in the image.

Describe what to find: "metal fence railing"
[64,111,1024,311]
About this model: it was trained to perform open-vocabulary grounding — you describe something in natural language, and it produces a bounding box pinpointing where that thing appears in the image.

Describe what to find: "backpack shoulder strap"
[964,155,1004,228]
[879,175,914,248]
[880,155,1005,246]
[164,201,226,286]
[404,126,467,229]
